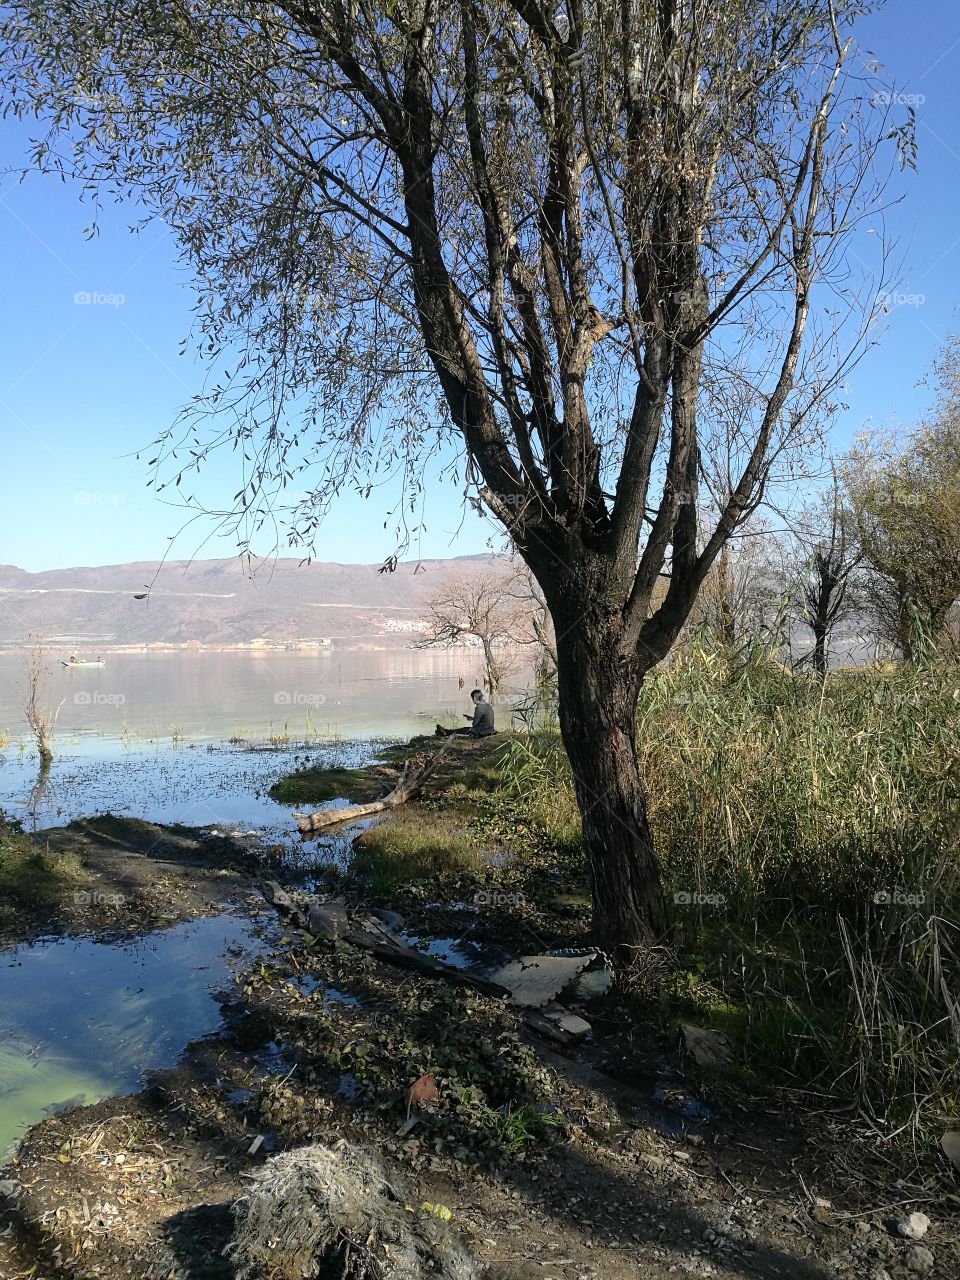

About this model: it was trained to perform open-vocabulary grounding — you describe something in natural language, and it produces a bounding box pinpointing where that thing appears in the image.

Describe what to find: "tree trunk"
[812,620,827,680]
[553,624,669,972]
[480,637,498,692]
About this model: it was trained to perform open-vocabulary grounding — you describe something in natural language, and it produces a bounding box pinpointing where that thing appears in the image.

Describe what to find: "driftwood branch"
[293,747,448,835]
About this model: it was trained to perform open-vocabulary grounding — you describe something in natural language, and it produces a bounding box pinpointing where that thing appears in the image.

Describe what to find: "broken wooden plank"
[259,882,509,999]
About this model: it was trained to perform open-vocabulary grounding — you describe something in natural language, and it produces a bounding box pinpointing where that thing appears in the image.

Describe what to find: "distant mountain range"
[0,555,502,650]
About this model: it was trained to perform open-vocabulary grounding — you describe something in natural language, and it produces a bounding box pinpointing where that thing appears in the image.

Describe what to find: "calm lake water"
[0,647,525,748]
[0,649,533,1155]
[0,915,264,1156]
[0,648,531,832]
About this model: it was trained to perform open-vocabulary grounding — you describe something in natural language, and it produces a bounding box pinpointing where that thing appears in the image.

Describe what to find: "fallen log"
[293,746,448,835]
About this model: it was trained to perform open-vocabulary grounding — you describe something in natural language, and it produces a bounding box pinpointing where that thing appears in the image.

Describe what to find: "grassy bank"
[0,815,85,923]
[277,657,959,1148]
[501,655,960,1143]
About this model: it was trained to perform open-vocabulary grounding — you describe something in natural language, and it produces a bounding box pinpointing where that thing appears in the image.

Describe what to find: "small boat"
[61,657,106,668]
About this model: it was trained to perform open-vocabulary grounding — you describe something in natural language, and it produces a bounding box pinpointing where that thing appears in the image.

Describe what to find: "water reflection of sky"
[0,649,530,747]
[0,914,264,1156]
[0,738,385,840]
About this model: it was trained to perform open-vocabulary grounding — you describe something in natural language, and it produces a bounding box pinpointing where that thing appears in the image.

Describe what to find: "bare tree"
[789,469,860,677]
[844,380,960,662]
[688,519,785,656]
[1,0,899,967]
[22,641,55,765]
[420,569,517,691]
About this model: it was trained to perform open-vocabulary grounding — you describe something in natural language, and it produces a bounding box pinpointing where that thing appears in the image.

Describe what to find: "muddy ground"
[0,813,286,949]
[1,738,957,1280]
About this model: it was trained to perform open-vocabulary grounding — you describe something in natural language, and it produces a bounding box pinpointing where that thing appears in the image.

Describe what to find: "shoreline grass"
[0,817,85,921]
[272,655,958,1144]
[499,654,960,1142]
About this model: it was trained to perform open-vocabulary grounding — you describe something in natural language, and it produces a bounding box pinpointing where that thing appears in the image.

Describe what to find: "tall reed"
[500,653,960,1136]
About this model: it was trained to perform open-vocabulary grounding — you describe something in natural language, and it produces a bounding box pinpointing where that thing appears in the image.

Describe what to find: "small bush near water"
[499,654,960,1141]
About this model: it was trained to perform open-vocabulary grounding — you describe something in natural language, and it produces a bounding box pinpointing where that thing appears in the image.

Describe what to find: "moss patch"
[270,764,396,805]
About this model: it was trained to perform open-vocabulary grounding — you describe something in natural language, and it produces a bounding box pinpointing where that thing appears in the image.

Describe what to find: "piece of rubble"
[896,1212,930,1241]
[904,1244,935,1274]
[371,907,406,933]
[307,898,349,940]
[261,881,307,929]
[941,1130,960,1172]
[488,952,597,1008]
[680,1022,734,1068]
[541,1004,592,1038]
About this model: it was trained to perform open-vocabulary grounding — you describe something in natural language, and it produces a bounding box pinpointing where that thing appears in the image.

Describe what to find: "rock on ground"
[896,1211,931,1241]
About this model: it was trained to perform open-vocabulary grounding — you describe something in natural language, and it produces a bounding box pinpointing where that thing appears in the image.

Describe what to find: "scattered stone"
[941,1130,960,1173]
[896,1212,930,1241]
[904,1244,935,1274]
[680,1023,734,1069]
[307,898,349,940]
[811,1205,832,1225]
[261,881,307,929]
[370,907,406,933]
[227,1140,479,1279]
[0,1179,20,1200]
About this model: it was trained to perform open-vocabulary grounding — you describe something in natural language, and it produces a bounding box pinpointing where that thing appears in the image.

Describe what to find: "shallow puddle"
[0,913,265,1156]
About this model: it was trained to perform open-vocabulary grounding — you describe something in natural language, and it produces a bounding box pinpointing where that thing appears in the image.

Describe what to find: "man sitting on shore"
[435,688,495,738]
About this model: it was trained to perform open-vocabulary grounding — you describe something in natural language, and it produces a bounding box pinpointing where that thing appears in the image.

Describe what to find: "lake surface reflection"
[0,647,529,747]
[0,914,264,1156]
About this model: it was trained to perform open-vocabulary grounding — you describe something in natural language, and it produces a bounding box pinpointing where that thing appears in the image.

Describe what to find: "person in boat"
[435,689,495,737]
[69,652,79,664]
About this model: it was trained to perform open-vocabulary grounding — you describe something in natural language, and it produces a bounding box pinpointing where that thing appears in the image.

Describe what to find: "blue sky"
[1,1,958,573]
